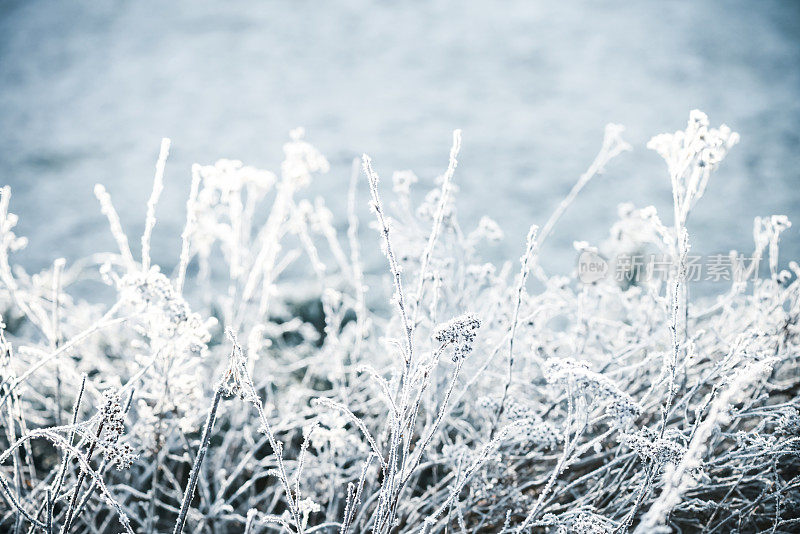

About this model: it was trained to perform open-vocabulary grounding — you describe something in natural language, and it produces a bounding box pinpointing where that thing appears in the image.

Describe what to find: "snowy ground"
[1,0,798,279]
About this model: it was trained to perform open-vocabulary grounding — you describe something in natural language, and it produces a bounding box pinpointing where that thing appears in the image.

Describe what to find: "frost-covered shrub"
[0,112,798,533]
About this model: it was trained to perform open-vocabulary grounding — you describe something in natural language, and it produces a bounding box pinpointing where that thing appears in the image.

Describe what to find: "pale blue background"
[1,0,798,278]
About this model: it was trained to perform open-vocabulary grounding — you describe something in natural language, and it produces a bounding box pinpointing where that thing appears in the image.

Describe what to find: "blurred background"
[1,0,798,283]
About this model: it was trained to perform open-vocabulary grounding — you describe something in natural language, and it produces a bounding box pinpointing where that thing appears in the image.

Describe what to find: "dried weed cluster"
[1,112,798,533]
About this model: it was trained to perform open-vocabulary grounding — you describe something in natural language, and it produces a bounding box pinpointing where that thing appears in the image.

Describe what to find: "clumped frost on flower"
[544,357,641,427]
[0,113,798,534]
[471,215,505,242]
[776,407,800,436]
[112,266,212,355]
[622,428,686,471]
[392,170,419,196]
[98,390,138,471]
[547,510,616,534]
[433,312,481,361]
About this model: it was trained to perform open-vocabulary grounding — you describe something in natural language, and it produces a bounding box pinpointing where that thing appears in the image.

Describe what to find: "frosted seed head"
[433,313,481,361]
[553,511,615,534]
[474,216,504,242]
[391,170,419,196]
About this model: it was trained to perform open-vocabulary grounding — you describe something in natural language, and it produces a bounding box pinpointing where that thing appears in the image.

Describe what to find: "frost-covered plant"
[433,313,481,362]
[0,111,798,534]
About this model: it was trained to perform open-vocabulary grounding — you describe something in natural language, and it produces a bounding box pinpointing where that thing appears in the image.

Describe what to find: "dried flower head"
[392,170,419,196]
[550,510,616,534]
[220,330,258,404]
[116,267,213,357]
[433,313,481,361]
[98,390,137,470]
[472,216,504,242]
[776,407,800,436]
[622,428,686,470]
[282,127,330,187]
[544,358,641,426]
